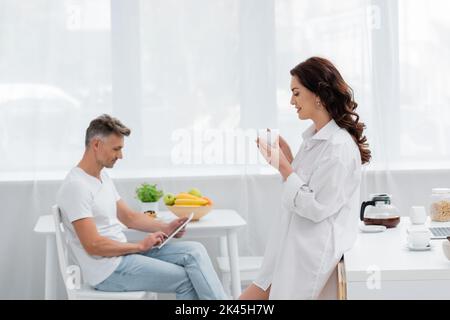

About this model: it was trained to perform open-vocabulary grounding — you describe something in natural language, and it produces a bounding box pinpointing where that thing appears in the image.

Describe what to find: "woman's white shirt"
[254,119,362,299]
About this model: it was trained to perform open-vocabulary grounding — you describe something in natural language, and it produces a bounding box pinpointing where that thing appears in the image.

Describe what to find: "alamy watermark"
[66,265,81,290]
[366,264,381,290]
[170,128,281,169]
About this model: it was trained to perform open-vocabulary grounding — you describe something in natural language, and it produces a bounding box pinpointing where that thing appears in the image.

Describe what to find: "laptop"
[429,226,450,239]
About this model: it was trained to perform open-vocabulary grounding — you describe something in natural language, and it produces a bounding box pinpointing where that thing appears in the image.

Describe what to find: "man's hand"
[137,231,167,252]
[162,217,188,239]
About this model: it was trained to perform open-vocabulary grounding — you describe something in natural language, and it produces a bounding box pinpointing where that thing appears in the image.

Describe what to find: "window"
[398,0,450,164]
[0,0,112,172]
[139,0,241,167]
[1,0,449,176]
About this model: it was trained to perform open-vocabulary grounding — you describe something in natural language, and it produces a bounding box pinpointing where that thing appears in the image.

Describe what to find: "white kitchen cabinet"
[344,218,450,299]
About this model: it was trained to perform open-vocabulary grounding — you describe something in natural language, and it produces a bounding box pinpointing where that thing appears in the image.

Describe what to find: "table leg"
[219,236,228,257]
[226,230,241,299]
[45,234,58,300]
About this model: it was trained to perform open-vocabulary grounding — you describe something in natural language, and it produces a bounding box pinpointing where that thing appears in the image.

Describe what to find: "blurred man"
[57,114,226,299]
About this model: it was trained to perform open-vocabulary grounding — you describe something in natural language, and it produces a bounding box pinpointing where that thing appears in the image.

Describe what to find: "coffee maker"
[360,193,400,228]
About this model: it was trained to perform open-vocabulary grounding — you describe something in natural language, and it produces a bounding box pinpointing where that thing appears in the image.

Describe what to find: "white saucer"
[359,225,387,233]
[407,243,431,251]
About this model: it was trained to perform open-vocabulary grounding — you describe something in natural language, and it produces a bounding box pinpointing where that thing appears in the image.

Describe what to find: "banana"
[174,204,201,207]
[202,196,213,205]
[175,198,208,206]
[175,193,200,200]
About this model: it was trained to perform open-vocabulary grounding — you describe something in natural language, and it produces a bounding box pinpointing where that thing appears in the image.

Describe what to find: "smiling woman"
[242,57,369,300]
[290,57,371,165]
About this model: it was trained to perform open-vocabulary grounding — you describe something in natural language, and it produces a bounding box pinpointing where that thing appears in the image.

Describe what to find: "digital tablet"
[155,212,194,249]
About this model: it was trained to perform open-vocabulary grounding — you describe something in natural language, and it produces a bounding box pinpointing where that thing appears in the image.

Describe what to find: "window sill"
[364,161,450,173]
[1,162,449,183]
[0,166,279,183]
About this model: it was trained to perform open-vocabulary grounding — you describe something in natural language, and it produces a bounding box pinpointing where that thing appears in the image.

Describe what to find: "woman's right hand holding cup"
[266,129,293,163]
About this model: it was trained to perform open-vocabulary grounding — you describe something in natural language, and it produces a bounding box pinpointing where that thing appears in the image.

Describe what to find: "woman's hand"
[263,129,294,163]
[162,217,188,239]
[277,134,294,164]
[257,137,293,180]
[138,231,167,252]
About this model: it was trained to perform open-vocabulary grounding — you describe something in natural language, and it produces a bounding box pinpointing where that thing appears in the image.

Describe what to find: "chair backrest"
[52,204,81,299]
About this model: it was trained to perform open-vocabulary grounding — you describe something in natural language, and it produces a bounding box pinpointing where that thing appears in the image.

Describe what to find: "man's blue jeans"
[94,241,227,299]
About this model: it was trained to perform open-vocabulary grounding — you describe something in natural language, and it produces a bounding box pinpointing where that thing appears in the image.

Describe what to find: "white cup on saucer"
[407,229,431,249]
[409,206,427,225]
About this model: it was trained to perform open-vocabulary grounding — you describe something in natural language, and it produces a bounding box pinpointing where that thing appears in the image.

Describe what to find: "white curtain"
[1,0,450,298]
[1,0,449,175]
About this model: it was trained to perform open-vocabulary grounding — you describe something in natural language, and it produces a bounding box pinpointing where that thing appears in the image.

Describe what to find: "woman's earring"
[315,100,322,109]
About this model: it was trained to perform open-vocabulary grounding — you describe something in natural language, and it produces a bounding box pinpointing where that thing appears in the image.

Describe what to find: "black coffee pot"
[360,193,400,228]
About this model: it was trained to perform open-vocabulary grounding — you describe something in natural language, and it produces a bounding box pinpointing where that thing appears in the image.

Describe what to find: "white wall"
[1,169,449,299]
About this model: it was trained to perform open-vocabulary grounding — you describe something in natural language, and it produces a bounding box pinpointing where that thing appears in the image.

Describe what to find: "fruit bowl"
[166,205,213,221]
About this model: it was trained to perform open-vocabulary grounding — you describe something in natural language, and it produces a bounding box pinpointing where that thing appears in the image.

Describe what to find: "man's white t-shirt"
[56,167,126,286]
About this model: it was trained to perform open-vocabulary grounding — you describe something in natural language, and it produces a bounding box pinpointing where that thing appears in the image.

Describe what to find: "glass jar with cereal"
[430,188,450,222]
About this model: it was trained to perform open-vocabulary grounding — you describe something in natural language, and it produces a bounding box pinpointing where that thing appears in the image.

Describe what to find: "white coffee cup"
[409,206,427,225]
[407,229,431,249]
[257,129,279,148]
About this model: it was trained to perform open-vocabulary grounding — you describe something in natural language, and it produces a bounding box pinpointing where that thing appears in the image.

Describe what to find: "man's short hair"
[85,114,131,147]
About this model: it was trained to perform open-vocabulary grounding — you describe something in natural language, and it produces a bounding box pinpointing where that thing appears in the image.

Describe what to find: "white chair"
[215,236,263,295]
[52,205,156,300]
[216,256,263,295]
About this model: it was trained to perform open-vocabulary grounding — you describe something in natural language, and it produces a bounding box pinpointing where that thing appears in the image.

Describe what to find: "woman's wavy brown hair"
[290,57,371,164]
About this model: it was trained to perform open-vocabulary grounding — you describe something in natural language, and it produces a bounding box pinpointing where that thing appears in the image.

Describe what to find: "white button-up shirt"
[254,119,362,299]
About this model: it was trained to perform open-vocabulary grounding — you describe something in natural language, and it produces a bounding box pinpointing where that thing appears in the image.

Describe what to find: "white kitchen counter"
[344,217,450,299]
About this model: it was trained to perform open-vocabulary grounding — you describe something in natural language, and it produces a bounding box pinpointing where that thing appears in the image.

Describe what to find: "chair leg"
[145,292,158,300]
[222,273,231,298]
